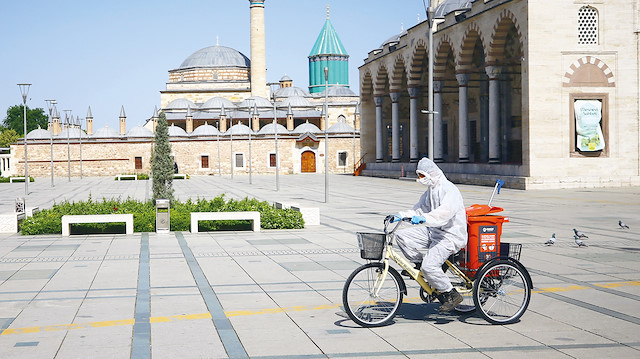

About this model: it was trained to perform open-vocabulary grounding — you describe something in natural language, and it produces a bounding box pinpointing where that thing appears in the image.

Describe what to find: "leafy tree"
[0,129,20,148]
[2,105,48,136]
[151,112,174,202]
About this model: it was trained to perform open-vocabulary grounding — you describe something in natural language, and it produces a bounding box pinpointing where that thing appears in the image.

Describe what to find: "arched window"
[578,6,598,45]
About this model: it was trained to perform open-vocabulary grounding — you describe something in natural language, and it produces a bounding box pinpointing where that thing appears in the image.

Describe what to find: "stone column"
[252,114,260,132]
[408,87,420,162]
[433,80,444,162]
[286,104,294,130]
[390,92,401,162]
[480,79,489,163]
[186,105,194,133]
[486,66,501,163]
[86,107,93,135]
[375,96,384,162]
[456,73,470,162]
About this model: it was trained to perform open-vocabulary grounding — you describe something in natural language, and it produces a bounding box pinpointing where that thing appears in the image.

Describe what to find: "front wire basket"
[501,242,522,261]
[357,232,386,260]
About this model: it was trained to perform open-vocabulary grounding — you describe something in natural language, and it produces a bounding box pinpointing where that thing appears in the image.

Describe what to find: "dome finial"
[326,4,330,19]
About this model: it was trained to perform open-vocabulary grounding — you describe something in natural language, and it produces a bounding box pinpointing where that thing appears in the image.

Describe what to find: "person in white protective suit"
[391,157,468,312]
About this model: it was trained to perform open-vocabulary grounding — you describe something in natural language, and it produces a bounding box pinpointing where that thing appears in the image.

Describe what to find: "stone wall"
[9,136,360,177]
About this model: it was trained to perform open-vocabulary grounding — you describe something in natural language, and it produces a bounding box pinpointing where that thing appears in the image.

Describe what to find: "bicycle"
[342,184,533,327]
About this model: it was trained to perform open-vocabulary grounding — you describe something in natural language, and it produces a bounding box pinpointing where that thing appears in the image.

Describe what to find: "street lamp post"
[17,84,31,195]
[77,116,83,179]
[229,117,234,180]
[324,67,329,203]
[45,99,56,187]
[249,104,255,185]
[267,82,280,192]
[63,110,71,181]
[216,122,221,176]
[353,102,359,173]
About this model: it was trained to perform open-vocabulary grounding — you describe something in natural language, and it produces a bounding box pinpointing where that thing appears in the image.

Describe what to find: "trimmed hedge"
[20,195,304,235]
[0,176,34,183]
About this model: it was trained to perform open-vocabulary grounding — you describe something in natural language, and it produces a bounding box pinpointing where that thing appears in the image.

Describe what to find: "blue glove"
[411,216,426,224]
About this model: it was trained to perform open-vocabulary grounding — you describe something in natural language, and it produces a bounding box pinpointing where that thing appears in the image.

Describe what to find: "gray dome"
[279,96,313,107]
[179,45,250,69]
[275,86,311,98]
[434,0,472,18]
[168,124,188,137]
[192,123,220,136]
[328,121,355,133]
[257,123,289,135]
[224,123,253,136]
[292,121,321,134]
[316,85,358,97]
[26,128,51,139]
[165,98,197,110]
[127,126,154,138]
[381,30,407,47]
[280,74,292,82]
[201,97,237,110]
[57,127,87,138]
[93,126,120,138]
[238,96,273,109]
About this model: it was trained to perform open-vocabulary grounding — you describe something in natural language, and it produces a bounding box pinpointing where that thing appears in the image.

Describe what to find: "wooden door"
[301,151,316,173]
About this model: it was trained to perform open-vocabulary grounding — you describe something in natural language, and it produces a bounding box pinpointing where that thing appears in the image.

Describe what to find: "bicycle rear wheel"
[342,263,403,327]
[473,259,531,324]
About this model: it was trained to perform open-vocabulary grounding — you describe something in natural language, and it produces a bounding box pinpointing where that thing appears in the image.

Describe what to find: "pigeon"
[619,220,629,229]
[573,228,588,239]
[574,235,588,247]
[545,233,556,246]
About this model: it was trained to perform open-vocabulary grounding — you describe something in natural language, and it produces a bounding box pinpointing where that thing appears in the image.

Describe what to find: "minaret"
[249,0,267,97]
[219,104,227,132]
[52,105,61,135]
[251,103,260,131]
[86,106,94,135]
[308,5,350,93]
[119,106,126,135]
[186,104,193,133]
[286,103,294,130]
[152,106,159,133]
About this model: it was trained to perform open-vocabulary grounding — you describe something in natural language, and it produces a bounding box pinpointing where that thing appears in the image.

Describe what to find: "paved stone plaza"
[0,174,639,358]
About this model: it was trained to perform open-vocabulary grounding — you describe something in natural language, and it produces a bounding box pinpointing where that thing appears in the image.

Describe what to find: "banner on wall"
[574,100,605,152]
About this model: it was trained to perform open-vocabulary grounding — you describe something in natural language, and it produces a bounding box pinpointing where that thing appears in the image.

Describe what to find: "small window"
[201,155,209,168]
[578,6,598,45]
[338,151,348,167]
[234,153,245,168]
[269,153,277,168]
[135,157,142,170]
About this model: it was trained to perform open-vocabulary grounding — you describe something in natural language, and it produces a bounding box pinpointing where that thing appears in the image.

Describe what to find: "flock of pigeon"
[544,220,630,247]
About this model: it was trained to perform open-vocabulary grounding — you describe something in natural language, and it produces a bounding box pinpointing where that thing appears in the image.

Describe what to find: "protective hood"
[415,158,444,187]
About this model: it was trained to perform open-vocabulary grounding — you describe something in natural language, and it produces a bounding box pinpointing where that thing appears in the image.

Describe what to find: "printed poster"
[574,100,605,151]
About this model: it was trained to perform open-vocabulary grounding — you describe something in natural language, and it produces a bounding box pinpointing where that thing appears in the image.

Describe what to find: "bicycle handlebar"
[383,216,416,235]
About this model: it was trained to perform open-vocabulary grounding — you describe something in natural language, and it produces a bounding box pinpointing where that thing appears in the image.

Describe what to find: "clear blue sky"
[1,0,430,131]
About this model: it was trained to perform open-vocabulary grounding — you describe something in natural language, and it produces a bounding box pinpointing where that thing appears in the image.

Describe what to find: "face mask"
[417,175,434,187]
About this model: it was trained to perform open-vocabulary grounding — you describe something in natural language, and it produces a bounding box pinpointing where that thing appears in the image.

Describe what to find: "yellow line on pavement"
[2,281,639,336]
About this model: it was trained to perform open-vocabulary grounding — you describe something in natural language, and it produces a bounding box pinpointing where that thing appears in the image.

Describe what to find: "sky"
[1,0,431,131]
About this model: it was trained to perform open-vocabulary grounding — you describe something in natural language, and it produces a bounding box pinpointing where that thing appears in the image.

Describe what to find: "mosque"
[8,1,360,178]
[358,0,640,189]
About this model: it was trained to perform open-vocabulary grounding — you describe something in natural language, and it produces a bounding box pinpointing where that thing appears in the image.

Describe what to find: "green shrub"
[0,176,34,183]
[20,194,304,235]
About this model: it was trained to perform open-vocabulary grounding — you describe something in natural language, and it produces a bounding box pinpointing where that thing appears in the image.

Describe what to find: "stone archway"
[301,150,316,173]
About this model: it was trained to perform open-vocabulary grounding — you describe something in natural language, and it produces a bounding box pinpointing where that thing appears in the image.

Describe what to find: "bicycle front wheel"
[342,263,403,327]
[473,260,531,324]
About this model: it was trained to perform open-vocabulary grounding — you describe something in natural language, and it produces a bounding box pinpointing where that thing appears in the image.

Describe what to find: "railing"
[353,153,367,176]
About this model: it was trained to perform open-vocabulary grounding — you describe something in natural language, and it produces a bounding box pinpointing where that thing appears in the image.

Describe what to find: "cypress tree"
[151,112,174,202]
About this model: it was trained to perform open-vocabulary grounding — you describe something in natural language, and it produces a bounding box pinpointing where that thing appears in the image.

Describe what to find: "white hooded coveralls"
[395,158,468,293]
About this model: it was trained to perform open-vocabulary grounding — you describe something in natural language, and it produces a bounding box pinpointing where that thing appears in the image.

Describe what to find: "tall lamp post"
[229,116,234,180]
[45,99,56,187]
[353,102,359,173]
[76,116,83,179]
[324,67,329,203]
[63,110,72,181]
[17,84,31,195]
[420,1,436,160]
[267,82,280,192]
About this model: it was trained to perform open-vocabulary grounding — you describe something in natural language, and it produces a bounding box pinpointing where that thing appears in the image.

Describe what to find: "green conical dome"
[309,19,348,57]
[308,11,349,94]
